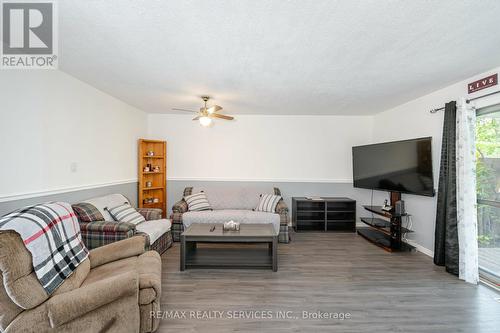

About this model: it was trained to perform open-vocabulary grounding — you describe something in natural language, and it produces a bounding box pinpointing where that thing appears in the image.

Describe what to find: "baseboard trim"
[406,239,434,257]
[167,177,352,183]
[0,179,138,203]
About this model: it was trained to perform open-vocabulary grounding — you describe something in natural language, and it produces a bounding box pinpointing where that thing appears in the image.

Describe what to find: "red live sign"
[468,73,497,94]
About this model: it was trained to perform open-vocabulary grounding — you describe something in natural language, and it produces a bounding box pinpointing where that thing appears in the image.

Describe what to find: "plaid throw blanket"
[0,202,89,294]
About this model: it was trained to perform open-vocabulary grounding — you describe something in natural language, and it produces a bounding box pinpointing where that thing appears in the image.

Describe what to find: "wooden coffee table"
[180,223,278,271]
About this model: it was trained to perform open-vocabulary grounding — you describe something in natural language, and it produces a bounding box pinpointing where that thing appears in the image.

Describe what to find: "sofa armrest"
[89,235,148,268]
[79,220,136,234]
[170,199,187,228]
[47,271,138,328]
[275,199,288,214]
[275,199,289,226]
[171,187,192,217]
[137,208,163,221]
[172,199,188,214]
[79,220,137,250]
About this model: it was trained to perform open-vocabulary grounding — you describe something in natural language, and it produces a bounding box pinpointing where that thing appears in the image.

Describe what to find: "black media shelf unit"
[358,202,414,252]
[292,197,356,232]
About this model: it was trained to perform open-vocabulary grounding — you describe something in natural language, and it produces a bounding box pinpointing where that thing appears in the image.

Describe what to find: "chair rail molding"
[167,177,353,183]
[0,179,138,203]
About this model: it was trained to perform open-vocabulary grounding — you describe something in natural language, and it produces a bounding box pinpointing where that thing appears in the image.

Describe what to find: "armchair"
[0,232,161,333]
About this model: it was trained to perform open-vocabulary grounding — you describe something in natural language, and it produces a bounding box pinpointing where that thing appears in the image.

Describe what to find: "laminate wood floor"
[158,232,500,332]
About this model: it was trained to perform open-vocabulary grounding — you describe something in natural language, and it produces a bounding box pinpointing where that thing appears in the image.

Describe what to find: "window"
[476,104,500,286]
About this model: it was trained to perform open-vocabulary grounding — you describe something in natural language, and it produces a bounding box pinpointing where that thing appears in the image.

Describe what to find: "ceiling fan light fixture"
[199,116,212,127]
[174,96,233,125]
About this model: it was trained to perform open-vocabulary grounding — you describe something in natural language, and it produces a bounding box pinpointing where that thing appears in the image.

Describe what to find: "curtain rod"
[429,90,500,113]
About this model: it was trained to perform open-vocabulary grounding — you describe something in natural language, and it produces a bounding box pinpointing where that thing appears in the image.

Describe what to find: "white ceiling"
[59,0,500,115]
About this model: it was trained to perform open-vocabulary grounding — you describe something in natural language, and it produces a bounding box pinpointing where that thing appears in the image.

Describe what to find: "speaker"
[395,200,405,215]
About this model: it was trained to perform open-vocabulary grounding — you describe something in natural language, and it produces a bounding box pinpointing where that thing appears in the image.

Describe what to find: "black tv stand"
[357,191,414,252]
[292,197,356,232]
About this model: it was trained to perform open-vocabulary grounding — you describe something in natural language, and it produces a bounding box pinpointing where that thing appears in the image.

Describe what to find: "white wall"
[0,70,147,200]
[372,66,500,253]
[147,114,373,182]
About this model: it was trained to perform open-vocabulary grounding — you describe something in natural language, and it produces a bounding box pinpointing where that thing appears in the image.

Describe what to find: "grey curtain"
[433,101,459,275]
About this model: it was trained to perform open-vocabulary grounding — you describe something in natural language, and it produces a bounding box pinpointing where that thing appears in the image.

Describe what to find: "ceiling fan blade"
[192,115,200,121]
[172,108,197,113]
[207,105,223,114]
[212,113,234,120]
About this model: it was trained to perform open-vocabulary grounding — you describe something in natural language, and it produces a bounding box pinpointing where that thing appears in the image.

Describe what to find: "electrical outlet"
[70,162,78,173]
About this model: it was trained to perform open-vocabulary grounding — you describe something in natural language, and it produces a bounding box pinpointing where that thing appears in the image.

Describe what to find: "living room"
[1,1,500,332]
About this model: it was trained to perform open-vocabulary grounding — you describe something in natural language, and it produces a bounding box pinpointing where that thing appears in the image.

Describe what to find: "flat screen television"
[352,137,435,197]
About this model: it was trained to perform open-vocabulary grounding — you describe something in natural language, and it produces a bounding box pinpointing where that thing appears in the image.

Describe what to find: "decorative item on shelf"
[143,166,150,172]
[146,181,152,188]
[381,199,392,211]
[153,165,161,172]
[153,198,159,203]
[223,220,240,231]
[144,197,155,204]
[147,151,155,156]
[395,200,405,216]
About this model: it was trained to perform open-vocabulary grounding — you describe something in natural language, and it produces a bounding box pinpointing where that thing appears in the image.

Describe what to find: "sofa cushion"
[106,203,145,225]
[193,186,276,210]
[137,208,163,221]
[0,271,23,331]
[82,251,161,306]
[72,203,105,222]
[136,219,171,244]
[83,194,130,221]
[183,210,280,234]
[51,259,90,295]
[255,194,282,213]
[184,192,212,211]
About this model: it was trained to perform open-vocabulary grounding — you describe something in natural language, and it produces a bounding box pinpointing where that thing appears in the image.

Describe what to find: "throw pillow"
[184,192,212,211]
[255,194,282,213]
[106,203,145,225]
[72,202,105,222]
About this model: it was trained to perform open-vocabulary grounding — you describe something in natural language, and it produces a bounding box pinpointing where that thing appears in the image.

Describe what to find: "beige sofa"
[0,233,161,333]
[171,186,290,243]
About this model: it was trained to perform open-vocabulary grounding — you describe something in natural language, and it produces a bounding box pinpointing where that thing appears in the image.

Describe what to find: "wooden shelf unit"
[292,197,356,232]
[138,139,166,217]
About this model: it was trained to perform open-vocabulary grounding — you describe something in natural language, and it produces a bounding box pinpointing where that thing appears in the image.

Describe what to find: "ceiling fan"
[172,96,234,127]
